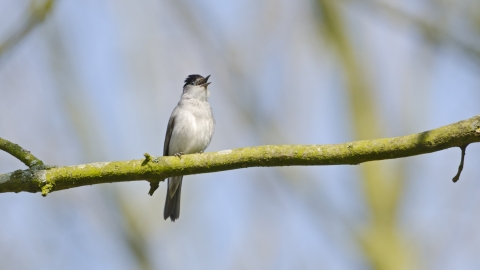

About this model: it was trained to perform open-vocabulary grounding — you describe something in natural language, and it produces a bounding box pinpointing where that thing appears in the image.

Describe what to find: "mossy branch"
[0,137,45,168]
[1,115,479,195]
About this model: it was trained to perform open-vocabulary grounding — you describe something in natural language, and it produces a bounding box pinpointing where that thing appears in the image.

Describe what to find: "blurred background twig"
[0,0,55,61]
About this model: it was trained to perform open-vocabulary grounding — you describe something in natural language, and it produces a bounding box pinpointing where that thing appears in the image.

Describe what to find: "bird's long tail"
[164,176,183,221]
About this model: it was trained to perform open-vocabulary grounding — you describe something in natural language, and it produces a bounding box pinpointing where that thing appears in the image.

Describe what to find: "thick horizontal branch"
[1,115,479,195]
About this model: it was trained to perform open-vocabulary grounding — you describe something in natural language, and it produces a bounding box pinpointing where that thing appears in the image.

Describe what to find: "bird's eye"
[190,82,195,85]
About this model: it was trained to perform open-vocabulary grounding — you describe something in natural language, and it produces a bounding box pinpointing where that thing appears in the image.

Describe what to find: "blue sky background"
[1,0,479,269]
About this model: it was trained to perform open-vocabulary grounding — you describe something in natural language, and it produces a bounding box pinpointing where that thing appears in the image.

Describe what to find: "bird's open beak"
[200,75,211,87]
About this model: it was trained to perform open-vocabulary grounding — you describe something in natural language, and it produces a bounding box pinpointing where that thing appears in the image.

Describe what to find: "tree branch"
[452,144,468,183]
[0,137,45,168]
[1,115,479,195]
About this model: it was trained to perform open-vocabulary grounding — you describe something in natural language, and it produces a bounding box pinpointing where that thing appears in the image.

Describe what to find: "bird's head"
[182,74,211,100]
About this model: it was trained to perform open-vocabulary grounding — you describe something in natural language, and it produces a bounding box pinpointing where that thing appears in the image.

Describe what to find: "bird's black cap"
[184,74,211,87]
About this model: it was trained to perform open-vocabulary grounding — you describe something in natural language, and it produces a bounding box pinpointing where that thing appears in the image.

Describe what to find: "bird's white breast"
[168,100,214,155]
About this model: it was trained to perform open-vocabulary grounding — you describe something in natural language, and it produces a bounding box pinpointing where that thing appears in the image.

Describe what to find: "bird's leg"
[174,152,185,158]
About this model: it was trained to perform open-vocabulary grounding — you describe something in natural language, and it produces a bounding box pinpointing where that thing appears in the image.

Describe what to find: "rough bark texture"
[1,115,479,195]
[0,138,44,168]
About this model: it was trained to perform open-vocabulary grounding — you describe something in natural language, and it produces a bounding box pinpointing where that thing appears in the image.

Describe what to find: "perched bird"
[163,74,215,221]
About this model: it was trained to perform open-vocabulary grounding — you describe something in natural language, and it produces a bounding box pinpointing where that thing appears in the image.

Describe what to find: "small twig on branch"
[148,181,160,196]
[452,145,468,183]
[0,137,44,168]
[143,153,161,195]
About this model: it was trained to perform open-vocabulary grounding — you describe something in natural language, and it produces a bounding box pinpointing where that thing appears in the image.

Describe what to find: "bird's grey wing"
[163,114,175,156]
[163,112,183,221]
[163,112,182,192]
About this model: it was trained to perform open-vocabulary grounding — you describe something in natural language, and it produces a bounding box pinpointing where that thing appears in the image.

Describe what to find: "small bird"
[163,74,215,221]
